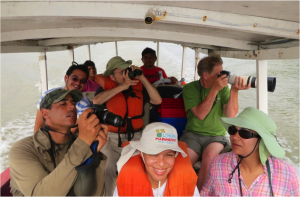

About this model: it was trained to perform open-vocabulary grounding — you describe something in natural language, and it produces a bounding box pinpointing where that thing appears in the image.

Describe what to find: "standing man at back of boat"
[181,53,250,191]
[9,89,108,196]
[140,47,179,85]
[34,63,92,132]
[93,56,162,196]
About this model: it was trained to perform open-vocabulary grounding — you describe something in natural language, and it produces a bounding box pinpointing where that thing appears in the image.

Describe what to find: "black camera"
[126,67,143,79]
[218,70,231,78]
[88,104,123,127]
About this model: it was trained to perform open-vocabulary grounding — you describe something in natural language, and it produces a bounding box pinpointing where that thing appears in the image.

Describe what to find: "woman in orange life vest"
[114,122,200,197]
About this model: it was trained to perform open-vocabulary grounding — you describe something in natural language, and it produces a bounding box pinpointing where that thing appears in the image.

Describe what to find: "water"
[1,41,299,172]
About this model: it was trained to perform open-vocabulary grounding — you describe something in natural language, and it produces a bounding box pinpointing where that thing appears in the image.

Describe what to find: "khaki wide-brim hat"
[117,122,187,172]
[103,56,132,76]
[220,107,285,165]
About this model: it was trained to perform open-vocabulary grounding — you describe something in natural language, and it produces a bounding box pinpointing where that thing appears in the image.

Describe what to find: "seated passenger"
[114,122,200,196]
[82,60,101,92]
[34,62,91,132]
[181,54,250,191]
[9,89,108,196]
[200,107,300,196]
[140,47,179,85]
[93,56,162,196]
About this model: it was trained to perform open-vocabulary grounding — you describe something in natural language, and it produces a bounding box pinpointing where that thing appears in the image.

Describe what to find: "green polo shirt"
[182,80,230,136]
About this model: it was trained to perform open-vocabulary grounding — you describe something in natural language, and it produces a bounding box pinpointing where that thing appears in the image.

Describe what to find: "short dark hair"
[83,60,95,67]
[142,47,156,57]
[197,54,223,76]
[66,62,89,79]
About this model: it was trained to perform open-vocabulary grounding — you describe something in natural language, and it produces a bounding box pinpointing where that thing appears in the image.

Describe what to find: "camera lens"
[90,105,123,127]
[105,112,123,127]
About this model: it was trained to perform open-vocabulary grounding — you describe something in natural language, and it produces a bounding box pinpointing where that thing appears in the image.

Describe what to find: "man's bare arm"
[223,77,250,118]
[139,75,162,105]
[190,75,228,120]
[190,87,219,120]
[93,85,126,105]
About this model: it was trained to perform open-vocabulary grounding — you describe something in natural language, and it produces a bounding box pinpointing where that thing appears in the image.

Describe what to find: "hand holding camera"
[78,108,102,148]
[231,76,251,91]
[217,70,276,92]
[214,73,228,91]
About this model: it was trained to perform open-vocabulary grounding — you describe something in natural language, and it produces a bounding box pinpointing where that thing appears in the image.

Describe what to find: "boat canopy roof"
[1,1,299,60]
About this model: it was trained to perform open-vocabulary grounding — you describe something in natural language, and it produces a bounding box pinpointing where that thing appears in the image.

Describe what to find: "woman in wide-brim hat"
[114,122,200,197]
[200,107,299,196]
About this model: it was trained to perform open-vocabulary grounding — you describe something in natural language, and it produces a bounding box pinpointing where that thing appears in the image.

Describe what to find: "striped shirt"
[200,152,299,196]
[37,87,92,116]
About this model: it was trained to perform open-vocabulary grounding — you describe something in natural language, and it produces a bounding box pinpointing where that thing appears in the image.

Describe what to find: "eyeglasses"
[113,69,127,75]
[70,76,87,84]
[228,126,260,139]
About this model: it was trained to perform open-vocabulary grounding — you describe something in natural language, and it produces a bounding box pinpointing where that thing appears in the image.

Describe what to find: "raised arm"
[223,76,250,118]
[93,72,139,105]
[93,85,125,105]
[187,75,228,120]
[133,66,162,105]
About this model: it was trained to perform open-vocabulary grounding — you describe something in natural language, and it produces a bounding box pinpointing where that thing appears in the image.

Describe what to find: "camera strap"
[43,125,75,169]
[117,89,144,147]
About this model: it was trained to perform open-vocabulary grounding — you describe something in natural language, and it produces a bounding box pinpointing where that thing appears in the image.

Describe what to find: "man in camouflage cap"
[9,89,108,196]
[39,89,83,110]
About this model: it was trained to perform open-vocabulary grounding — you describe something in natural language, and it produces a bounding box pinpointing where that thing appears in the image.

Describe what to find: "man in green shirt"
[181,54,250,191]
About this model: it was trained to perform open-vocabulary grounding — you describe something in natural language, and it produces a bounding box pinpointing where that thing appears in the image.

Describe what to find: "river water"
[1,41,299,173]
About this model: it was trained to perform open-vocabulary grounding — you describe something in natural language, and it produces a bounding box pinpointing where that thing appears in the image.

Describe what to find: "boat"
[1,1,299,195]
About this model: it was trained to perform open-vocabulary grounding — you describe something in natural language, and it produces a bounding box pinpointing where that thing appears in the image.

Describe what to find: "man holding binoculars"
[93,56,162,196]
[9,89,108,196]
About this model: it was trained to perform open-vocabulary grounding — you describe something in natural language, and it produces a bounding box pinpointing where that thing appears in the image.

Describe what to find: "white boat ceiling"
[1,1,299,60]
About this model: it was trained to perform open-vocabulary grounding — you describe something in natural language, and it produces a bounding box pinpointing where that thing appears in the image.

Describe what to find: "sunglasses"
[228,126,260,139]
[70,76,87,84]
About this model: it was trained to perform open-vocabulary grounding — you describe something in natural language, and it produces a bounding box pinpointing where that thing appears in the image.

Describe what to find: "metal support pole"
[181,46,187,79]
[69,48,74,66]
[194,49,200,81]
[86,45,91,60]
[156,42,160,67]
[115,41,118,56]
[256,60,268,114]
[39,52,48,93]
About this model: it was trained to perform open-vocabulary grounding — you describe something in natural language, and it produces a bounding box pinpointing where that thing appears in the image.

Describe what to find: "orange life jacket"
[117,141,197,196]
[94,75,144,133]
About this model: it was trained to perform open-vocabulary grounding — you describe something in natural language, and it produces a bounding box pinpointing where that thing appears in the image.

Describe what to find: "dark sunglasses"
[228,126,260,139]
[70,76,87,84]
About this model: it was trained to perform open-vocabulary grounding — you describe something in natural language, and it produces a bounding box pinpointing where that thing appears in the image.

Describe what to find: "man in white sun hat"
[114,122,200,197]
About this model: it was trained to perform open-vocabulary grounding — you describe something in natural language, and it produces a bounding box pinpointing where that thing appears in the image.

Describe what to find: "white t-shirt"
[113,179,200,197]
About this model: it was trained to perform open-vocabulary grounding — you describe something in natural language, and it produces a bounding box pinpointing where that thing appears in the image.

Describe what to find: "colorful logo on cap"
[156,129,165,137]
[155,128,176,144]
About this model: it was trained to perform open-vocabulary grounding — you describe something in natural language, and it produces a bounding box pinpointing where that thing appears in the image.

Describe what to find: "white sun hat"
[117,122,187,172]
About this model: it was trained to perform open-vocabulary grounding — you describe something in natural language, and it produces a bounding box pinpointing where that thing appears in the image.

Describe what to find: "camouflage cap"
[40,89,83,110]
[103,56,132,76]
